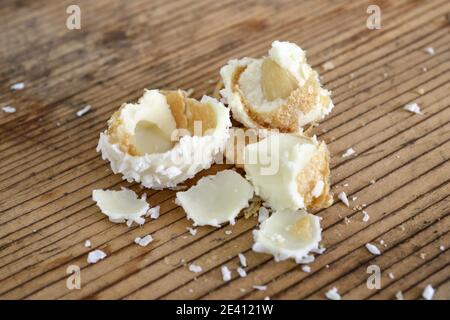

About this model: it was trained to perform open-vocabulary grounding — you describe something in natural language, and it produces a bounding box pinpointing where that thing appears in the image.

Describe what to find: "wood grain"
[0,0,449,300]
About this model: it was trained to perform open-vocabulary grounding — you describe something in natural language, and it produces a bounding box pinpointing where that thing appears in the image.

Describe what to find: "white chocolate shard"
[92,188,149,224]
[176,170,254,227]
[97,89,231,189]
[244,133,333,211]
[220,41,333,132]
[252,209,322,263]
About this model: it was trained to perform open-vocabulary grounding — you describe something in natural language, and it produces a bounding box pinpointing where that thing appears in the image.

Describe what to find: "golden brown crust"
[231,65,324,133]
[296,141,333,210]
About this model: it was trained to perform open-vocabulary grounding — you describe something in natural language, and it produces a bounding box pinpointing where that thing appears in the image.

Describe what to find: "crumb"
[365,243,381,255]
[395,291,404,300]
[238,253,247,267]
[362,210,370,222]
[322,61,335,71]
[338,191,350,207]
[253,285,267,291]
[187,227,197,236]
[439,245,445,251]
[388,272,395,279]
[370,179,376,184]
[87,249,107,264]
[325,287,341,300]
[2,106,16,113]
[134,234,153,247]
[237,267,247,278]
[302,265,311,273]
[221,266,232,282]
[403,102,422,115]
[84,240,91,248]
[422,284,435,300]
[264,296,270,300]
[342,148,356,158]
[10,82,25,90]
[416,88,425,95]
[76,105,92,117]
[424,47,435,55]
[420,252,426,259]
[188,264,202,273]
[225,230,232,235]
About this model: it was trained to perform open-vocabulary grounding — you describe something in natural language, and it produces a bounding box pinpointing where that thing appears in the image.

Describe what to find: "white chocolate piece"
[176,170,254,227]
[252,209,322,263]
[220,41,333,132]
[244,133,332,211]
[92,188,149,224]
[97,89,231,189]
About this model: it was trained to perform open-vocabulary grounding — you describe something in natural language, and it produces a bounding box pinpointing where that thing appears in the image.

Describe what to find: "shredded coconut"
[342,148,355,157]
[134,234,153,247]
[338,191,350,207]
[221,265,232,282]
[87,249,107,264]
[253,285,267,291]
[422,284,435,300]
[325,287,341,300]
[403,103,422,115]
[238,253,247,267]
[76,105,92,117]
[424,47,435,55]
[362,210,370,222]
[189,264,202,273]
[237,267,247,278]
[365,243,381,255]
[10,82,25,90]
[2,106,16,113]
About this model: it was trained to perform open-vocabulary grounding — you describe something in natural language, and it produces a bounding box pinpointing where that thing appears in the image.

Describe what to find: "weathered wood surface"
[0,0,449,300]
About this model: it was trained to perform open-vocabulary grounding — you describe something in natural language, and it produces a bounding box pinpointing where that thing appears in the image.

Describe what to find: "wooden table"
[0,0,449,300]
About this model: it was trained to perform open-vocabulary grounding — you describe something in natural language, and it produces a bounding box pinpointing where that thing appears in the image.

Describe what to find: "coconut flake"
[365,243,381,255]
[253,285,267,291]
[424,47,435,55]
[76,105,92,117]
[388,272,395,279]
[10,82,25,90]
[87,249,107,264]
[221,265,232,282]
[338,191,350,207]
[236,267,247,278]
[403,103,422,115]
[342,148,355,157]
[362,210,370,222]
[325,287,341,300]
[134,234,153,247]
[238,253,247,267]
[422,284,435,300]
[188,264,202,273]
[2,106,16,113]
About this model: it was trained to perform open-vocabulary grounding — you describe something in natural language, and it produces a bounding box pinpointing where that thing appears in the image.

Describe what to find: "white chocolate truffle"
[176,170,254,227]
[244,133,333,211]
[97,89,231,189]
[252,209,322,263]
[220,41,333,132]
